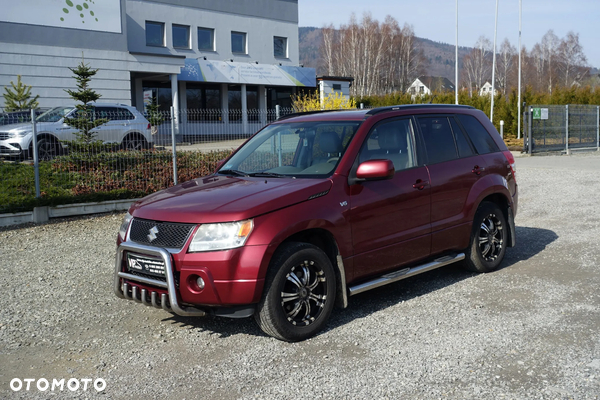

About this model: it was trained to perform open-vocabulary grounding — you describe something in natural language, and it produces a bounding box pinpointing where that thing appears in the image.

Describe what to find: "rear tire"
[464,202,508,273]
[254,242,336,342]
[122,134,148,151]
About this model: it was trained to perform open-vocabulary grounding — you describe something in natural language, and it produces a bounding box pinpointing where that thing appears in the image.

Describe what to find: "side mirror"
[355,159,395,181]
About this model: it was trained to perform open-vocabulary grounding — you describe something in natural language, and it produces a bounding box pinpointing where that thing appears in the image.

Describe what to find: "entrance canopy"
[178,58,316,87]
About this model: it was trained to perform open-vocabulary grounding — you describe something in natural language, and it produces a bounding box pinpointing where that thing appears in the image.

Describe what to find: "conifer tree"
[63,58,108,144]
[3,75,40,111]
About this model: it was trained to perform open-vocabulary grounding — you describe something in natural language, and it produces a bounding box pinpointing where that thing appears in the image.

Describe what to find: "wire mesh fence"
[0,107,298,214]
[524,104,600,154]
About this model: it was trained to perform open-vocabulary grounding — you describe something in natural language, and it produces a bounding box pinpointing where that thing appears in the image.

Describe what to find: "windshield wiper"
[247,172,288,178]
[218,169,249,177]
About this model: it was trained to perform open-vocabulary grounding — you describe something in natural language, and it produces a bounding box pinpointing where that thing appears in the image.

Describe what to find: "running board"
[348,253,465,296]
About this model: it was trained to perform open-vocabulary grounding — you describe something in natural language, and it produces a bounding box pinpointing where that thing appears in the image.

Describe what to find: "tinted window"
[274,36,287,57]
[146,21,164,46]
[198,28,214,51]
[96,107,134,121]
[450,117,475,158]
[456,114,500,154]
[418,117,458,164]
[231,31,246,54]
[359,119,416,171]
[172,24,189,48]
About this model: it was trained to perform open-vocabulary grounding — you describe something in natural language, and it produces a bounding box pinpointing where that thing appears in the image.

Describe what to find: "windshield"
[36,107,75,123]
[218,120,361,178]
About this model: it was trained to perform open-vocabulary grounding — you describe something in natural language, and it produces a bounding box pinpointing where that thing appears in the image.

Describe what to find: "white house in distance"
[317,76,353,105]
[479,82,498,96]
[407,76,455,96]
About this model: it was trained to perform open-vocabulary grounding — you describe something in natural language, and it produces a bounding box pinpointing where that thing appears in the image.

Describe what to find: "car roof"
[275,104,476,123]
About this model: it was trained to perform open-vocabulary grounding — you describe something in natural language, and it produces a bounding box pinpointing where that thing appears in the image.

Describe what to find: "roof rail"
[365,104,475,117]
[276,109,351,121]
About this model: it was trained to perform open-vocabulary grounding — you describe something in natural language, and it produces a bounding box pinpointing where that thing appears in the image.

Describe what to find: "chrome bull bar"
[114,241,206,317]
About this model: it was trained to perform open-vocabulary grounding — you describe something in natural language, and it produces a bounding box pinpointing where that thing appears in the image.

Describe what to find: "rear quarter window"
[456,114,500,154]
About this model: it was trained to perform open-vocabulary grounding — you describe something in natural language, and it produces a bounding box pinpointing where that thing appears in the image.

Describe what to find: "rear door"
[348,117,431,279]
[416,115,485,254]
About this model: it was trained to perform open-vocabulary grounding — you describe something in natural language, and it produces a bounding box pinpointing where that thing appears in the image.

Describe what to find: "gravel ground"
[1,152,600,399]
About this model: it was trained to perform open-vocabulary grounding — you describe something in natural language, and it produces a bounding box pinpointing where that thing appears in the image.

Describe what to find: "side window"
[449,117,475,158]
[418,116,458,164]
[456,114,500,154]
[358,119,415,171]
[114,108,134,121]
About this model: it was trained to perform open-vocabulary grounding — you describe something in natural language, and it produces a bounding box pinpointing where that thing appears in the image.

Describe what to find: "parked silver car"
[0,103,152,159]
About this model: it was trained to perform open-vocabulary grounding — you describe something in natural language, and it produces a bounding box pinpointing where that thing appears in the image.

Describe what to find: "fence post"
[500,120,504,139]
[596,106,600,151]
[170,106,178,186]
[275,105,281,120]
[528,107,532,154]
[31,109,41,198]
[565,105,570,155]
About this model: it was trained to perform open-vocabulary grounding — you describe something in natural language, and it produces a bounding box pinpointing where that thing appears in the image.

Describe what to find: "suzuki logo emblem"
[147,226,159,242]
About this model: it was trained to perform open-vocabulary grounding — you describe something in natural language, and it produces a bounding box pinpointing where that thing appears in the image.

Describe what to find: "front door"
[348,118,431,280]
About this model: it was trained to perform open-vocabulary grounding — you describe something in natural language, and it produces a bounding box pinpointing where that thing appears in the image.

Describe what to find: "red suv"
[114,105,518,341]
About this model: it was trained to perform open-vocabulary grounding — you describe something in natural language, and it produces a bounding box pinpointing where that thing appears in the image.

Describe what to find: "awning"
[178,59,316,87]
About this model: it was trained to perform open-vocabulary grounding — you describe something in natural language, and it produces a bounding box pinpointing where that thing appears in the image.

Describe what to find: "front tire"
[254,242,336,342]
[464,202,508,273]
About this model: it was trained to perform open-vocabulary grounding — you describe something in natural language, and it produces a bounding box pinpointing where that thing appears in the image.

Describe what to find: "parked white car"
[0,103,152,159]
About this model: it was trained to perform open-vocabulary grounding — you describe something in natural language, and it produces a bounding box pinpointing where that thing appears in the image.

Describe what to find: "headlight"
[11,130,31,138]
[189,219,254,252]
[119,212,133,241]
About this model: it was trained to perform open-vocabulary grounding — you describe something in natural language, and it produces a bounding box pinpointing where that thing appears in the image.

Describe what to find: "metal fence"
[0,107,295,214]
[523,105,600,154]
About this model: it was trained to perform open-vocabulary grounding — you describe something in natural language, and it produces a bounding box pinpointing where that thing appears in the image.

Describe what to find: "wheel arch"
[273,228,348,309]
[475,192,516,248]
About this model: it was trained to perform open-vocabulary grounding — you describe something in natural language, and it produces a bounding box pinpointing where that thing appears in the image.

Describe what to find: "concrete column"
[241,84,248,135]
[134,78,144,113]
[258,85,267,125]
[170,74,179,134]
[179,81,187,124]
[221,83,229,129]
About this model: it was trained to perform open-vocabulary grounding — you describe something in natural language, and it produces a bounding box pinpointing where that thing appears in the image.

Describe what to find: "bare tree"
[541,30,559,93]
[495,38,516,95]
[320,24,335,76]
[557,31,588,87]
[462,36,492,95]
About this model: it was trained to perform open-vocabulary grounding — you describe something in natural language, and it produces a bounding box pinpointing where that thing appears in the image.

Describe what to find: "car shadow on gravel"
[160,226,557,340]
[326,225,558,333]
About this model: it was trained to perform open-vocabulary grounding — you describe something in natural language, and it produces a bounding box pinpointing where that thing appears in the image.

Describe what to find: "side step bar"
[348,253,465,296]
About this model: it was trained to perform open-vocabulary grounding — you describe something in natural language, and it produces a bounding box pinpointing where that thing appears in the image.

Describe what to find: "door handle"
[472,165,486,175]
[412,179,429,190]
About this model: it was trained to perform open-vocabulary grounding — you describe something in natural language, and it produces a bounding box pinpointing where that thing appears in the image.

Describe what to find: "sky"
[298,0,600,69]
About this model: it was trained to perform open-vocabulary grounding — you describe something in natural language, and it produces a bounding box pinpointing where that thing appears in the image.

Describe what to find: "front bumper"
[0,141,24,156]
[114,241,266,318]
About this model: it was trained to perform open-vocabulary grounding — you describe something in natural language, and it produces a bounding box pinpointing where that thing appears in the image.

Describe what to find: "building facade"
[0,0,314,133]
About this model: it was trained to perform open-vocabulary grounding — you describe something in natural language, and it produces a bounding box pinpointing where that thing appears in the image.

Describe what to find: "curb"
[0,199,139,228]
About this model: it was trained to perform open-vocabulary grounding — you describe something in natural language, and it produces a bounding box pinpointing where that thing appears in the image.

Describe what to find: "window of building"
[419,86,425,93]
[146,21,164,47]
[274,36,287,58]
[332,84,342,91]
[198,27,214,51]
[173,24,190,49]
[231,31,247,54]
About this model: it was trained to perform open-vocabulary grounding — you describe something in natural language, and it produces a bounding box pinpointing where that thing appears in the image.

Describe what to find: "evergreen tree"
[3,75,40,111]
[146,97,163,135]
[63,58,108,144]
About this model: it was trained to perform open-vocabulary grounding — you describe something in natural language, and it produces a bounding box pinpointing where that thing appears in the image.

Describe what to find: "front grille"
[129,218,196,250]
[0,133,11,140]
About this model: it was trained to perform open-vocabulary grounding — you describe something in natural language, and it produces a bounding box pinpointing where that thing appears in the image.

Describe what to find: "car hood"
[130,175,333,224]
[0,122,58,133]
